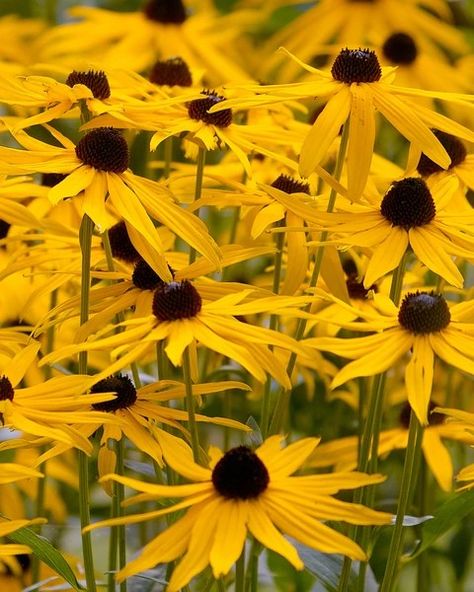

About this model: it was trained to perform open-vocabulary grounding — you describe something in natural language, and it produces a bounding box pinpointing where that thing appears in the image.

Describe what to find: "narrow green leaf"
[7,526,85,591]
[408,490,474,559]
[293,541,378,592]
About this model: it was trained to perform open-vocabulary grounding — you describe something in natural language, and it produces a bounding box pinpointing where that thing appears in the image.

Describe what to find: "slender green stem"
[235,546,246,592]
[45,0,57,24]
[338,254,408,592]
[189,147,206,264]
[183,348,201,462]
[268,122,350,435]
[32,289,58,583]
[77,213,97,592]
[108,469,119,592]
[260,219,285,437]
[244,540,261,592]
[416,460,429,592]
[380,413,424,592]
[116,439,127,592]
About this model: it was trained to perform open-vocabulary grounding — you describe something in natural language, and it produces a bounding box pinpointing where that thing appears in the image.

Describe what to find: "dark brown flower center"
[331,48,382,83]
[149,57,192,87]
[382,33,418,65]
[0,376,14,401]
[152,280,202,321]
[417,130,467,177]
[75,128,129,173]
[143,0,187,24]
[346,274,377,299]
[187,90,233,128]
[0,219,11,241]
[66,70,111,100]
[132,258,168,291]
[41,173,67,187]
[271,174,310,194]
[212,446,269,499]
[398,291,451,334]
[399,400,445,429]
[107,221,140,263]
[380,177,436,229]
[91,374,137,412]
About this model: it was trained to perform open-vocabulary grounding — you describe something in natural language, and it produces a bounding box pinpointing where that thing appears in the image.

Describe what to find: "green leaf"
[7,526,85,591]
[293,541,378,592]
[408,490,474,559]
[267,549,315,592]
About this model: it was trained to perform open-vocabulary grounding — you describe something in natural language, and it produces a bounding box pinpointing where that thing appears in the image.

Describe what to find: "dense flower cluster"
[0,1,472,591]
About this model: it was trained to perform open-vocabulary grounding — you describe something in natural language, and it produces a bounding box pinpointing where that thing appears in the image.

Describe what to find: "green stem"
[183,348,201,462]
[78,213,97,592]
[45,0,57,24]
[235,546,246,592]
[189,147,206,264]
[116,439,127,592]
[108,469,118,592]
[245,540,261,592]
[268,122,350,435]
[380,413,424,592]
[260,219,285,437]
[338,254,408,592]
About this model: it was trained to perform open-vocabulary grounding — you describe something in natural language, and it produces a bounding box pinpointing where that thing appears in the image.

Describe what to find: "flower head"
[86,433,391,590]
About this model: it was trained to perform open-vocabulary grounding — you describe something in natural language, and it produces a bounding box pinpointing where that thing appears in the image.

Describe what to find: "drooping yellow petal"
[247,500,303,570]
[48,164,95,204]
[364,225,409,287]
[209,500,248,577]
[346,84,375,201]
[405,335,434,426]
[299,86,351,177]
[422,429,452,492]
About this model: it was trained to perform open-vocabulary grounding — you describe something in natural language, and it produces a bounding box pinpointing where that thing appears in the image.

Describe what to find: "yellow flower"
[0,126,220,280]
[36,375,250,483]
[85,432,391,589]
[0,342,122,452]
[262,0,469,79]
[214,48,474,200]
[307,176,474,288]
[41,281,315,389]
[38,1,251,85]
[309,402,474,492]
[305,291,474,425]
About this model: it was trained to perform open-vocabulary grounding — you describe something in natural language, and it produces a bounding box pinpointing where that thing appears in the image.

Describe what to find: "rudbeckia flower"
[0,68,147,130]
[262,0,469,79]
[85,432,391,589]
[413,129,474,192]
[36,375,250,480]
[41,281,314,389]
[38,0,251,84]
[0,342,124,452]
[305,290,474,425]
[82,88,303,177]
[307,176,474,288]
[213,48,474,199]
[309,402,474,492]
[0,126,220,280]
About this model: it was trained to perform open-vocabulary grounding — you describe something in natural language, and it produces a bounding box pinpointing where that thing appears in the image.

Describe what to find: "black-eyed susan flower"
[41,280,315,389]
[414,129,474,192]
[309,402,474,492]
[81,88,303,177]
[308,176,474,288]
[0,68,144,130]
[213,47,474,199]
[36,375,250,479]
[0,126,221,280]
[305,291,474,425]
[0,342,123,452]
[38,1,251,84]
[85,432,391,589]
[262,0,469,79]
